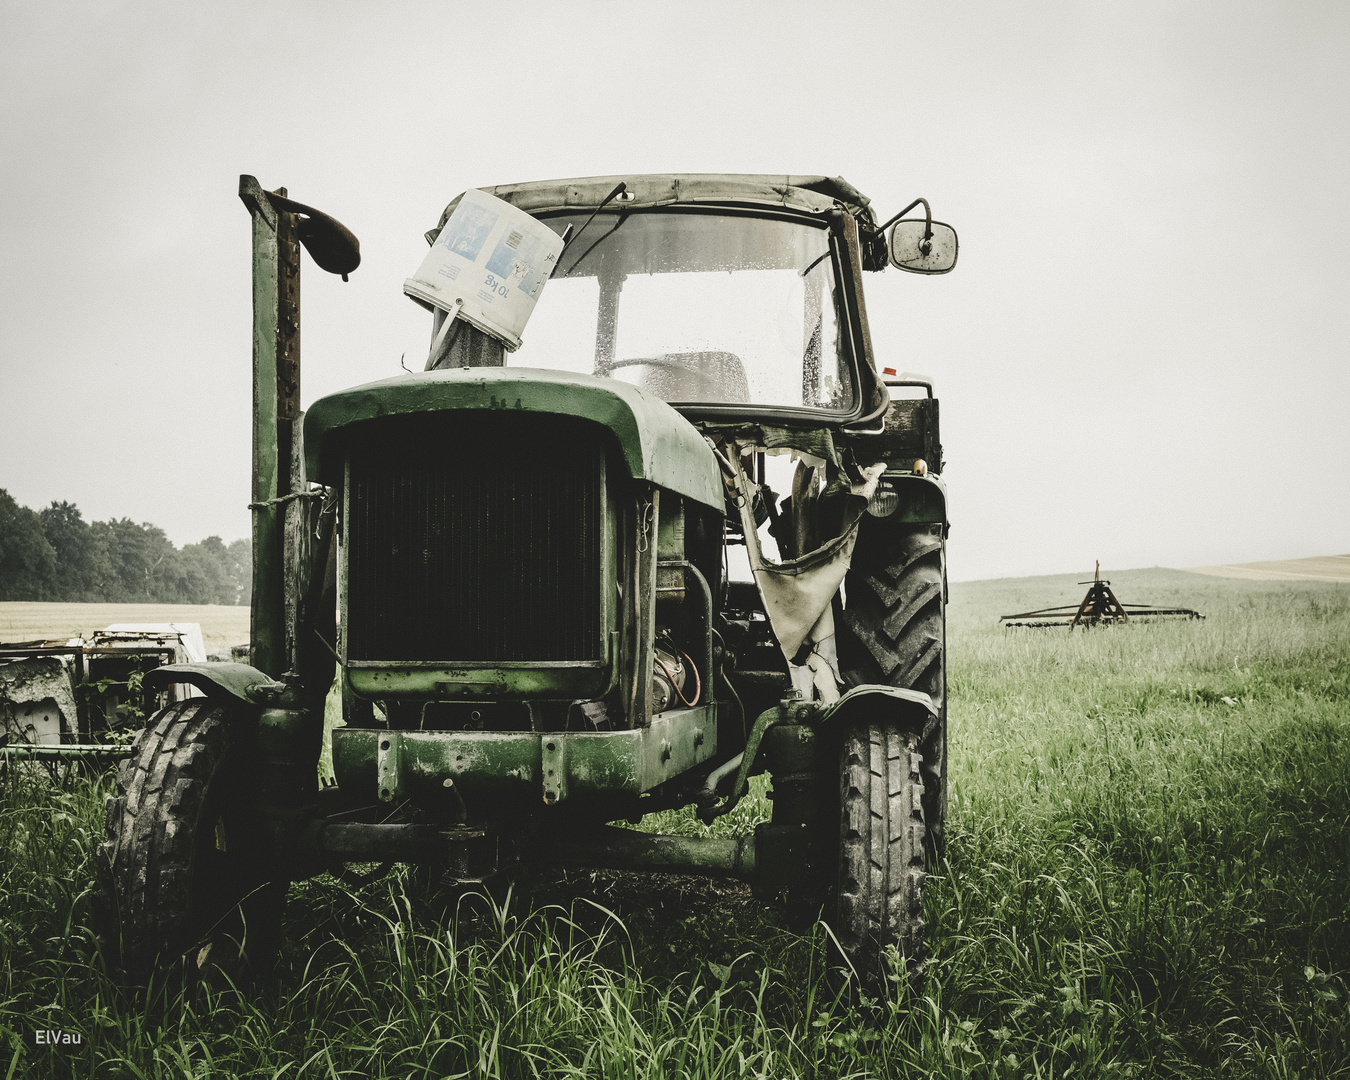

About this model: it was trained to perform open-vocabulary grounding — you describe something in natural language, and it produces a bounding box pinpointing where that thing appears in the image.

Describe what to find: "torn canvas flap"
[729,444,885,675]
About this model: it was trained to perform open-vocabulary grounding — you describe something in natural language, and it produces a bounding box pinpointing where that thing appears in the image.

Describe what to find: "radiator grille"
[345,413,604,663]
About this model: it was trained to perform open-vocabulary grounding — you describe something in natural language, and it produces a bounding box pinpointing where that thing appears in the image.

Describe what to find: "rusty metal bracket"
[376,731,404,802]
[541,736,566,805]
[698,696,817,823]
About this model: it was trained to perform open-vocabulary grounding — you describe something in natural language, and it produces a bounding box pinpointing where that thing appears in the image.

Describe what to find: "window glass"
[509,210,853,413]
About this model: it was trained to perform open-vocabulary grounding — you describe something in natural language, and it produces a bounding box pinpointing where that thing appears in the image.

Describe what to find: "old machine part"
[0,625,208,764]
[1000,562,1204,628]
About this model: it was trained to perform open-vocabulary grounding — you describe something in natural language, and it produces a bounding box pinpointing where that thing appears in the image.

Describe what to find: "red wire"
[680,648,702,705]
[654,650,701,707]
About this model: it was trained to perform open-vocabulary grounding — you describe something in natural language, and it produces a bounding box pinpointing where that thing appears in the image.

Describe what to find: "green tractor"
[98,173,957,989]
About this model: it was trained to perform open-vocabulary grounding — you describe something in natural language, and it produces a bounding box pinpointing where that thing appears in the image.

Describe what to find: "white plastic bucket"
[403,188,565,351]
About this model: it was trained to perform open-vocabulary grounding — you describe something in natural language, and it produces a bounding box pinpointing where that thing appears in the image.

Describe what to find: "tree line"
[0,490,250,605]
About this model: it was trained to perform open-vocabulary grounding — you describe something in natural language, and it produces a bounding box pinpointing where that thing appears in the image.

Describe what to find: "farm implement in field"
[1000,563,1204,628]
[97,173,962,993]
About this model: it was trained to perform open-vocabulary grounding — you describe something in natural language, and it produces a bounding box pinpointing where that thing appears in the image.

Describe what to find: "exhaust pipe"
[238,175,359,678]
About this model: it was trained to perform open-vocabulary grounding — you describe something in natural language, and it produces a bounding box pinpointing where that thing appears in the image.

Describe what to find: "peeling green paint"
[305,367,723,510]
[332,705,717,804]
[344,661,614,701]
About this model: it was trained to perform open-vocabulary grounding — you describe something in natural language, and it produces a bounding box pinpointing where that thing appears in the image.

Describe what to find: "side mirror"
[888,219,958,275]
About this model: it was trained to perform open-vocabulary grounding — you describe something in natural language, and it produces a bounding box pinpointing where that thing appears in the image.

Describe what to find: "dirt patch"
[0,603,250,652]
[1185,554,1350,583]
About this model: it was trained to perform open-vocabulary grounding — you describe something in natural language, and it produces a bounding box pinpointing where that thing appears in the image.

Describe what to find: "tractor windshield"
[510,208,855,414]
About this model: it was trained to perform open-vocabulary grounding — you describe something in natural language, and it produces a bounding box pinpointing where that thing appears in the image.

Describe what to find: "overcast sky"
[2,1,1346,581]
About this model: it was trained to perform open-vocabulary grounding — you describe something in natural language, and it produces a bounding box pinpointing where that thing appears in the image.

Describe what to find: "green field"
[3,569,1348,1078]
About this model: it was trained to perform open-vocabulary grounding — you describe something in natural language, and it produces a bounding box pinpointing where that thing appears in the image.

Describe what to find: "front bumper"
[332,704,717,806]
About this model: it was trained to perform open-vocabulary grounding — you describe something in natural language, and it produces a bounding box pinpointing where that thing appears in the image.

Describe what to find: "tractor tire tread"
[837,523,948,859]
[835,722,926,984]
[96,699,259,981]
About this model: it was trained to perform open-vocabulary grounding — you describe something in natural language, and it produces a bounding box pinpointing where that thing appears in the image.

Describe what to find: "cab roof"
[426,174,876,245]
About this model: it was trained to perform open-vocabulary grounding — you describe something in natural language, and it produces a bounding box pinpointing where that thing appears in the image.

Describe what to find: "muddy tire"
[834,720,927,986]
[97,699,285,983]
[838,521,947,857]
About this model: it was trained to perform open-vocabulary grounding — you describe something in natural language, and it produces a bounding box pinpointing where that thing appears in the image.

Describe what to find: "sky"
[1,1,1346,582]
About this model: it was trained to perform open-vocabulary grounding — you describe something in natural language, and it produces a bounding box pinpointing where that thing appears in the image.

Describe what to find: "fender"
[818,684,937,735]
[879,472,947,526]
[703,684,937,821]
[142,662,286,707]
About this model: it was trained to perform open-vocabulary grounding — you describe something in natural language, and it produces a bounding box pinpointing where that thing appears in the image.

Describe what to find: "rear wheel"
[834,719,927,986]
[97,699,285,983]
[838,521,947,857]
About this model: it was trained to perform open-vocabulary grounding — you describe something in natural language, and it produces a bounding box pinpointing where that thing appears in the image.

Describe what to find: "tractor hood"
[304,367,723,511]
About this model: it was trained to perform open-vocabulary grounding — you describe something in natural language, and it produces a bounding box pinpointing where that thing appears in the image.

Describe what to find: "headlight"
[866,481,899,518]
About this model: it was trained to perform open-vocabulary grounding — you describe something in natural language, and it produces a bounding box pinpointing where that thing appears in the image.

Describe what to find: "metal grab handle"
[882,375,934,399]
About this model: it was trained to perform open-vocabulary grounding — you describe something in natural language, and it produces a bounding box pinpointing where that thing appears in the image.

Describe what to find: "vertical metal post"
[276,200,305,675]
[239,175,285,679]
[239,176,358,681]
[628,488,658,728]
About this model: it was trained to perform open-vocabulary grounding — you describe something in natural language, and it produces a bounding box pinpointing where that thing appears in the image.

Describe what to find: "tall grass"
[2,570,1347,1077]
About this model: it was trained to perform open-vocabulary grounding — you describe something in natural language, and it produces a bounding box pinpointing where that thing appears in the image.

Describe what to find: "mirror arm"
[879,198,934,254]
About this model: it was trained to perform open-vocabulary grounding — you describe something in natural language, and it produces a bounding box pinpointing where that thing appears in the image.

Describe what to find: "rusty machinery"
[1000,562,1203,628]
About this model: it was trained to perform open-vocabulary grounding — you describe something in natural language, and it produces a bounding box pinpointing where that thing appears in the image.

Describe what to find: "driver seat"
[635,351,750,404]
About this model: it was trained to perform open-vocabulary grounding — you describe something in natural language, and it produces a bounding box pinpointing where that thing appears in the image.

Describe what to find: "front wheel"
[833,719,928,987]
[97,699,286,983]
[837,521,947,858]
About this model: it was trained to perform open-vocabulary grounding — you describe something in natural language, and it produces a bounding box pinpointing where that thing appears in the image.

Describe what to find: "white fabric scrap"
[788,611,843,705]
[729,445,885,698]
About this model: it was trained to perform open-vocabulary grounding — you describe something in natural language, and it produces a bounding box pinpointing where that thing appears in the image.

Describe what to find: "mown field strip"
[0,602,250,651]
[1186,554,1350,583]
